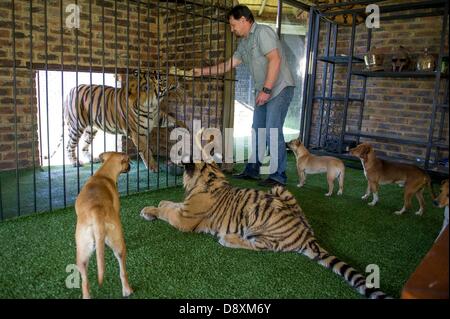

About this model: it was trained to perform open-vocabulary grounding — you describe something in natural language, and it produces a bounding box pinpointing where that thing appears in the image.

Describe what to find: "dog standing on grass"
[287,138,345,196]
[349,143,435,215]
[75,151,133,299]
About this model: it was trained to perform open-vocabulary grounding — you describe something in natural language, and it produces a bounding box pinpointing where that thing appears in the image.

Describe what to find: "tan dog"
[75,151,133,299]
[287,138,345,196]
[349,143,434,215]
[434,179,449,237]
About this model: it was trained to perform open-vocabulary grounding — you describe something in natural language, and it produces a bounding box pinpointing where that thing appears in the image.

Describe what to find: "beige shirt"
[233,22,295,99]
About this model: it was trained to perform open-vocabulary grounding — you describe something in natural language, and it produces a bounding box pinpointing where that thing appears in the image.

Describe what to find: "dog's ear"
[121,154,130,164]
[99,152,112,163]
[360,144,372,160]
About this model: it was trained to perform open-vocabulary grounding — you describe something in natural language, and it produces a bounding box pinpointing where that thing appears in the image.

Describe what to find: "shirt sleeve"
[258,26,278,56]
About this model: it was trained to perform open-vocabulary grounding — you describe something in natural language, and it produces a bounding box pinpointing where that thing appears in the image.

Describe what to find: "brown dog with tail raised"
[75,151,133,299]
[350,143,435,215]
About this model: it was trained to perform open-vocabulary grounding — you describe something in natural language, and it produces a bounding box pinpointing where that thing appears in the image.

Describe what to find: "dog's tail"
[92,210,106,287]
[338,164,345,194]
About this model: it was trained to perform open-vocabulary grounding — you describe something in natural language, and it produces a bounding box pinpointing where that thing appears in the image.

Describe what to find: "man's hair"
[227,5,255,23]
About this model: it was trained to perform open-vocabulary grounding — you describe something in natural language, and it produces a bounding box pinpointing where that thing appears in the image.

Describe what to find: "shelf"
[313,96,365,103]
[352,71,445,78]
[427,165,449,176]
[345,131,427,146]
[317,55,364,64]
[433,140,449,149]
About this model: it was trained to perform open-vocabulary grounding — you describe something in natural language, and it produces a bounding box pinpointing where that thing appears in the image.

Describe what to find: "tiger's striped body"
[65,70,184,171]
[141,161,389,299]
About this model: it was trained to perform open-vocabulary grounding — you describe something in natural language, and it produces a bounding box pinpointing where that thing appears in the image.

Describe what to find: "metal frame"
[0,0,230,221]
[302,0,449,176]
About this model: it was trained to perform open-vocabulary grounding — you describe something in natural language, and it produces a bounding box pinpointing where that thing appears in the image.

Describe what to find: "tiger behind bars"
[64,69,186,171]
[140,132,389,299]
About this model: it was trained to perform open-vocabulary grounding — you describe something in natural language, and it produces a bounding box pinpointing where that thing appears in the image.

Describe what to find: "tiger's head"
[123,70,179,108]
[180,129,226,192]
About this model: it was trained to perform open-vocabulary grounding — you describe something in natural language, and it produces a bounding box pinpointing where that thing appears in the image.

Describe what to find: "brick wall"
[309,1,449,166]
[0,0,229,170]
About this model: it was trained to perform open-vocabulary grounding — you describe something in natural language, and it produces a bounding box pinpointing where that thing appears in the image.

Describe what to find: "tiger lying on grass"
[140,131,389,299]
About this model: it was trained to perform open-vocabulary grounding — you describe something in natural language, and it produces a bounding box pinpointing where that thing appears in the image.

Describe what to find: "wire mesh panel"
[0,0,232,220]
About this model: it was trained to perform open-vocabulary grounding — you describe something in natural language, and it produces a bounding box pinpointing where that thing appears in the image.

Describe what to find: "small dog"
[75,151,133,299]
[349,143,434,215]
[287,138,345,196]
[434,179,449,237]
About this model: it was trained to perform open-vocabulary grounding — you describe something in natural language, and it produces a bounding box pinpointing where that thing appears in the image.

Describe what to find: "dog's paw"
[297,183,304,188]
[414,209,423,216]
[324,192,332,197]
[122,286,133,298]
[368,201,377,206]
[361,194,369,200]
[337,190,343,196]
[140,207,157,221]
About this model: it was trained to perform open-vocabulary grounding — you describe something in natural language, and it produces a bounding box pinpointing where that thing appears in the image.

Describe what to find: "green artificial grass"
[0,153,444,299]
[0,158,183,220]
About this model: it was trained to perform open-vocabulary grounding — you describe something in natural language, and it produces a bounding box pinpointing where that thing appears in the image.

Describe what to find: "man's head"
[227,5,254,38]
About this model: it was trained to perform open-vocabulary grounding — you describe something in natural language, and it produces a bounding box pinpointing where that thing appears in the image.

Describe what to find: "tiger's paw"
[158,200,174,208]
[140,207,158,221]
[72,160,84,167]
[149,162,159,173]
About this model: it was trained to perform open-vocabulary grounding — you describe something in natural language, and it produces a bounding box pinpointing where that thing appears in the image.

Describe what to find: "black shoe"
[232,172,261,180]
[257,178,285,187]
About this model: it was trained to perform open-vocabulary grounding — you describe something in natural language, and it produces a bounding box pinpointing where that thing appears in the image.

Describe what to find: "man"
[193,5,295,186]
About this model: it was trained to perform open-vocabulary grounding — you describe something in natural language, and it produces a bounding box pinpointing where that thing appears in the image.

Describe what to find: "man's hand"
[256,91,271,106]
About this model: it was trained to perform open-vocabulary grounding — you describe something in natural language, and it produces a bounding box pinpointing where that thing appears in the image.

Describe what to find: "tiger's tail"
[302,240,390,299]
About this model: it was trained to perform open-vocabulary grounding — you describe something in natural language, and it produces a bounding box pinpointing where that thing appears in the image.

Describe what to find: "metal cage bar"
[317,21,332,148]
[0,0,231,220]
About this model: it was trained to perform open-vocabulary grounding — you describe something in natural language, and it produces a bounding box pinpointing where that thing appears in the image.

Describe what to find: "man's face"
[229,16,248,38]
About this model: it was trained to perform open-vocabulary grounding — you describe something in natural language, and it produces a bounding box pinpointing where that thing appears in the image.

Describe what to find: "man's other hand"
[256,91,270,106]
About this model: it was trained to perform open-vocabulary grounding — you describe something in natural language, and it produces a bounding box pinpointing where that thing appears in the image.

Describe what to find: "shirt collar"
[249,22,257,34]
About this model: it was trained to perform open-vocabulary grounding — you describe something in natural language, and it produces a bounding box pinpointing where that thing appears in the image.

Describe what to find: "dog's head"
[433,179,449,208]
[99,152,131,173]
[287,138,307,156]
[349,143,373,161]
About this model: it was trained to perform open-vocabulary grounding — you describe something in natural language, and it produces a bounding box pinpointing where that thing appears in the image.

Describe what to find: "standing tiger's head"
[117,70,179,108]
